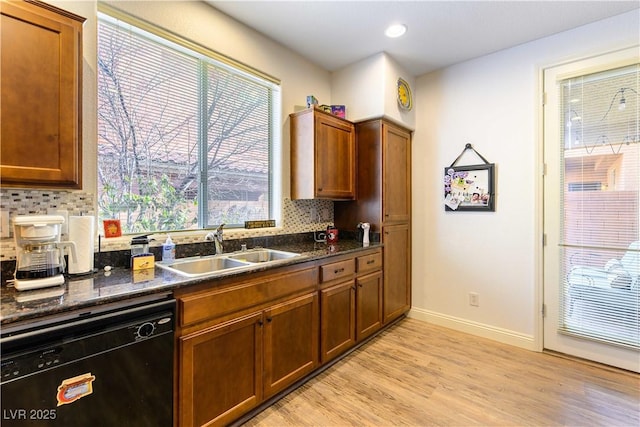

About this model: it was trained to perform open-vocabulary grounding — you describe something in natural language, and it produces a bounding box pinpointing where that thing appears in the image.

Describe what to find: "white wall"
[382,53,416,129]
[332,52,416,128]
[411,10,640,349]
[331,53,386,121]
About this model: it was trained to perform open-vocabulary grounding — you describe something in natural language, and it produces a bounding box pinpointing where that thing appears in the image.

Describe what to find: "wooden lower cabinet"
[263,293,319,398]
[320,281,356,363]
[179,312,262,427]
[356,271,383,341]
[175,249,387,426]
[383,223,411,324]
[320,249,383,364]
[178,293,318,427]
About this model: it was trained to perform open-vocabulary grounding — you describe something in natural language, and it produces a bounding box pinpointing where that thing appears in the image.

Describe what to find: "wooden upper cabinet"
[290,107,356,200]
[382,122,411,223]
[0,0,85,188]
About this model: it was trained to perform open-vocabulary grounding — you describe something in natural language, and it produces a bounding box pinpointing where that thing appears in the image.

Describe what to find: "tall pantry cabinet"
[335,118,412,324]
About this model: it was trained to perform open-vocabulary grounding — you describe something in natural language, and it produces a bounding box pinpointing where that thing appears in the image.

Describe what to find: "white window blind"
[559,64,639,349]
[97,10,280,233]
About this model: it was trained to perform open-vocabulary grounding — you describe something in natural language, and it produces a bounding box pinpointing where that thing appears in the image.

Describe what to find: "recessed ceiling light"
[385,24,407,38]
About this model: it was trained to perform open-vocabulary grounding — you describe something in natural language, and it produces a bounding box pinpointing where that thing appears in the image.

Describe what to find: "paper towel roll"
[68,216,95,274]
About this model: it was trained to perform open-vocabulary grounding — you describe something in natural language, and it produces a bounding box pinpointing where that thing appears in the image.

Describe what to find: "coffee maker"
[12,215,76,291]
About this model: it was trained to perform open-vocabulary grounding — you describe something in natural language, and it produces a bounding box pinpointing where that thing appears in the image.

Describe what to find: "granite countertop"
[1,240,381,326]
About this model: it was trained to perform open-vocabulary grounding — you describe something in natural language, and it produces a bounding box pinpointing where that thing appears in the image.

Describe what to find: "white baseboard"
[408,307,537,351]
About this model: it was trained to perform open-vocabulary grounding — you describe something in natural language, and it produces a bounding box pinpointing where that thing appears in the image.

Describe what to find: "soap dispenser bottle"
[162,235,175,262]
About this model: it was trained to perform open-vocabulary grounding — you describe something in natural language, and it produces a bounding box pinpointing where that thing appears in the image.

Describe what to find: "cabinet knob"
[266,317,272,323]
[258,319,263,326]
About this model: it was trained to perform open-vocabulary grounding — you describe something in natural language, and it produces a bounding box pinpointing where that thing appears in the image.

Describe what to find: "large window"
[97,10,280,234]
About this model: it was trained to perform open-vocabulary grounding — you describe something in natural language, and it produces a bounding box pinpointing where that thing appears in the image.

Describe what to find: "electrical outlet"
[309,207,318,222]
[469,292,479,307]
[0,210,9,238]
[321,207,330,221]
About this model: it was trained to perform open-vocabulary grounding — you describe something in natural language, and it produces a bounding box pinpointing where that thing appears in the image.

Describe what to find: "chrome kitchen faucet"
[205,224,225,254]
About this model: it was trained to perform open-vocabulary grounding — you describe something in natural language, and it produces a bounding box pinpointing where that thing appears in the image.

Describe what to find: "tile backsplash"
[1,188,95,217]
[0,188,335,260]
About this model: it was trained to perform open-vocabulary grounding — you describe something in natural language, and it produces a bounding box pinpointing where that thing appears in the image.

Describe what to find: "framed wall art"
[444,163,495,212]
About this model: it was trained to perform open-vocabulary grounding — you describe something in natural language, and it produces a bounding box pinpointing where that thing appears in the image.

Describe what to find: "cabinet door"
[383,223,411,324]
[0,1,83,188]
[383,123,411,222]
[179,312,262,427]
[356,271,383,341]
[320,280,356,363]
[263,293,319,399]
[314,114,356,199]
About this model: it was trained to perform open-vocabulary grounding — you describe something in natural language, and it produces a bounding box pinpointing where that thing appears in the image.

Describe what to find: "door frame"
[538,46,640,371]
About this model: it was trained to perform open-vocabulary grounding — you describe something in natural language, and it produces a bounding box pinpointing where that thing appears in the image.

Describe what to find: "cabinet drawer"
[357,252,382,274]
[179,267,317,327]
[320,259,355,283]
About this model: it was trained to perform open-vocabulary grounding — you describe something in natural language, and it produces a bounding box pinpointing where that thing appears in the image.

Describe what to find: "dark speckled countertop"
[1,240,381,326]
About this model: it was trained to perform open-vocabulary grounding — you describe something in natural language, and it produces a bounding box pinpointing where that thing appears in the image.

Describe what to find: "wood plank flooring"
[242,318,639,426]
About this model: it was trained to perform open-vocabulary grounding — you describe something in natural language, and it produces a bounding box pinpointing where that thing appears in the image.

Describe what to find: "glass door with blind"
[543,49,639,372]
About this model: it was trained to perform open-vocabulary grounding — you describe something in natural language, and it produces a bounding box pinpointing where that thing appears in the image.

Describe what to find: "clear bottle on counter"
[162,235,175,262]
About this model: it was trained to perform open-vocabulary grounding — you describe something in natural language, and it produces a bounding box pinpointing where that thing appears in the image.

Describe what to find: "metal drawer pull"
[367,260,375,264]
[334,267,345,274]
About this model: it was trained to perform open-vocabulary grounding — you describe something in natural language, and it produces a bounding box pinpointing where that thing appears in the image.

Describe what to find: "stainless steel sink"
[156,249,302,278]
[157,256,251,277]
[226,249,301,263]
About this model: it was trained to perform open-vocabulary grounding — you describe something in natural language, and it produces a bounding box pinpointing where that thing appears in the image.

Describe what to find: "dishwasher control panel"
[1,299,174,383]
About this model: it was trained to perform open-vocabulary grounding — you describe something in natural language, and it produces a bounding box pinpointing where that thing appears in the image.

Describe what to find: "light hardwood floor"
[242,318,639,426]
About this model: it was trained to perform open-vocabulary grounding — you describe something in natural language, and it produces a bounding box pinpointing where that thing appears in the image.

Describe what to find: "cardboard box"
[331,105,345,118]
[132,254,155,270]
[306,95,318,107]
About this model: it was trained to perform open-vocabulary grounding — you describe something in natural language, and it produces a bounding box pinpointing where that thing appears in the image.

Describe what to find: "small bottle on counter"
[362,223,370,247]
[162,235,176,262]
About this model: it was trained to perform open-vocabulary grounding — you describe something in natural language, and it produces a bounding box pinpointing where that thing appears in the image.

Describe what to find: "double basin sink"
[156,248,303,278]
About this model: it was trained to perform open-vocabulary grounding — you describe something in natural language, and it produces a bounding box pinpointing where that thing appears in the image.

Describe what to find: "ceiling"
[206,1,639,76]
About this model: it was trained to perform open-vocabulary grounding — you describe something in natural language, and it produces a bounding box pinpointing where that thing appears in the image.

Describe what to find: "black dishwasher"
[1,295,175,426]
